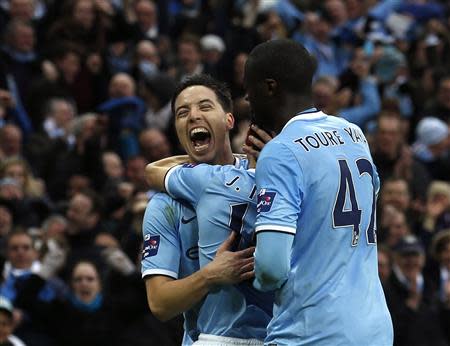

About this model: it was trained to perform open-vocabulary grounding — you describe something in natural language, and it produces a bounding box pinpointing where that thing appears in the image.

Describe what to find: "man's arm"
[145,155,189,191]
[253,232,293,291]
[145,232,255,321]
[253,142,301,291]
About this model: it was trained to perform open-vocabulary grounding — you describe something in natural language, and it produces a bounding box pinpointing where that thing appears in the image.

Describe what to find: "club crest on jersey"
[142,234,160,259]
[257,189,276,213]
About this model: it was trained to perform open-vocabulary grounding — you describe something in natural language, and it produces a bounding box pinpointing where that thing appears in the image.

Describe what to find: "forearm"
[145,155,189,191]
[340,78,380,127]
[253,231,293,291]
[146,267,213,321]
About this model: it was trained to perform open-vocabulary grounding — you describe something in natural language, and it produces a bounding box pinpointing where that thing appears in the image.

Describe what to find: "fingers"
[240,270,255,281]
[251,124,273,144]
[247,134,265,151]
[216,232,236,255]
[239,258,254,273]
[235,246,255,258]
[242,144,260,159]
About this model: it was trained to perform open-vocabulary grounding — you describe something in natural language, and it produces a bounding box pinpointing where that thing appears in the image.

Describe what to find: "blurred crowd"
[0,0,449,345]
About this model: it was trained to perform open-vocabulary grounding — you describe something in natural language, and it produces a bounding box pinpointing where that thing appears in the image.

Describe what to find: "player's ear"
[265,78,277,96]
[225,112,234,130]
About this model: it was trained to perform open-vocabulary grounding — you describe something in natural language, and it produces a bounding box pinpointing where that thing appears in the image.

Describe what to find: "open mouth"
[190,127,211,152]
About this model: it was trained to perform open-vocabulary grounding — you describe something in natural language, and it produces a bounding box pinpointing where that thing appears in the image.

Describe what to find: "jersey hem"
[142,268,178,279]
[164,165,181,197]
[255,225,296,234]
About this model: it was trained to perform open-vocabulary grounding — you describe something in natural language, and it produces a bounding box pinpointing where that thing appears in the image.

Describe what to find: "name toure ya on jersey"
[294,126,367,152]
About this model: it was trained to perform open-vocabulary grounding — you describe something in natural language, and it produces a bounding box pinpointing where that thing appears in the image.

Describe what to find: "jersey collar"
[282,108,327,131]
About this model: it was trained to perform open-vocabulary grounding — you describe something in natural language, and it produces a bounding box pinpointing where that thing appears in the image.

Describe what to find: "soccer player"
[146,76,273,345]
[244,39,393,345]
[142,74,265,345]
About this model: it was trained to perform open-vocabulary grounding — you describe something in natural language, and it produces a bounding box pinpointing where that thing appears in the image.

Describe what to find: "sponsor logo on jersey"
[142,235,160,259]
[181,215,197,224]
[257,189,277,213]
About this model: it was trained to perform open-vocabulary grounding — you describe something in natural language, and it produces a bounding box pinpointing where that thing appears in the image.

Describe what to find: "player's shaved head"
[245,39,316,96]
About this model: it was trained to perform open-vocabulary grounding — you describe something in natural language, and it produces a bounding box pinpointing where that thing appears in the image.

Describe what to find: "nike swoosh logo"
[181,216,197,224]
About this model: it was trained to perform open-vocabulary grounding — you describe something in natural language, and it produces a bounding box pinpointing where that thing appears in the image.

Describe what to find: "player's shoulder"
[178,162,223,176]
[145,193,182,222]
[147,192,179,208]
[259,138,294,161]
[327,114,364,131]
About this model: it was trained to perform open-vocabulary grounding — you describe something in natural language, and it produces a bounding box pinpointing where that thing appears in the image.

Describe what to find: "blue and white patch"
[257,189,277,213]
[142,234,160,259]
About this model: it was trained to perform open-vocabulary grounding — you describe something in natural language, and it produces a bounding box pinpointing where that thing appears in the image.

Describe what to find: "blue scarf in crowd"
[69,293,103,313]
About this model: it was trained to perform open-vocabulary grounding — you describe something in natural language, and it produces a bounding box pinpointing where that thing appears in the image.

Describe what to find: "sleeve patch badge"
[257,189,277,213]
[142,234,160,259]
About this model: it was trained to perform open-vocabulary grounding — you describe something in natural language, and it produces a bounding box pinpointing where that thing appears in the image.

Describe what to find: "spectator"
[0,125,22,160]
[41,112,103,202]
[132,40,161,84]
[140,73,175,131]
[0,199,16,255]
[0,156,45,199]
[124,155,147,193]
[171,34,203,82]
[131,0,160,42]
[25,97,76,176]
[378,244,393,286]
[337,47,381,127]
[371,112,431,200]
[413,117,450,181]
[0,19,40,119]
[0,231,66,346]
[429,230,450,345]
[424,76,450,123]
[419,181,450,250]
[384,235,447,346]
[294,9,348,78]
[228,52,248,99]
[98,73,146,160]
[0,296,25,346]
[200,34,226,79]
[380,177,412,214]
[380,207,411,249]
[102,151,124,182]
[138,128,171,163]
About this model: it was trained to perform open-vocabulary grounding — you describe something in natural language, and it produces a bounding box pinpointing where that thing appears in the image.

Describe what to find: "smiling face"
[174,85,234,164]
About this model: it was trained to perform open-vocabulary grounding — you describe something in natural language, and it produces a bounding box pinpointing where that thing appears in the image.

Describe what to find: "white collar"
[282,110,327,131]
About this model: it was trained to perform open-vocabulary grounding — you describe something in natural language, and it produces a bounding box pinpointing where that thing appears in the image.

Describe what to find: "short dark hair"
[77,189,104,216]
[171,74,233,114]
[245,39,316,95]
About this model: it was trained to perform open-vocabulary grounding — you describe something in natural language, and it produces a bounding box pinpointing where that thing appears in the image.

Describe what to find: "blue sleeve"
[253,232,294,291]
[255,141,302,235]
[164,164,216,206]
[141,194,181,279]
[368,0,402,21]
[339,78,381,127]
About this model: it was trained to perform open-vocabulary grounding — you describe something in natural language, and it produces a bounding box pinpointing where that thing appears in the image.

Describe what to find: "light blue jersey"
[255,110,393,345]
[165,163,272,340]
[141,193,200,345]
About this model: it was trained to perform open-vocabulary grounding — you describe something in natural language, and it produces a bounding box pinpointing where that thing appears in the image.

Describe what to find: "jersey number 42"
[333,158,377,246]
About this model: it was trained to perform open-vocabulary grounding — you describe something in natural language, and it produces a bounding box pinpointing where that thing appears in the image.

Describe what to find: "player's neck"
[273,95,314,133]
[212,139,235,165]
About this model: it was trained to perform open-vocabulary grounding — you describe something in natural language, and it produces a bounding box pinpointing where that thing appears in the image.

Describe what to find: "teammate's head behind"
[244,39,316,132]
[171,74,235,165]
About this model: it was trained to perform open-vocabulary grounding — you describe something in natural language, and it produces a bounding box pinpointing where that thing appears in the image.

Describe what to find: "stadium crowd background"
[0,0,449,345]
